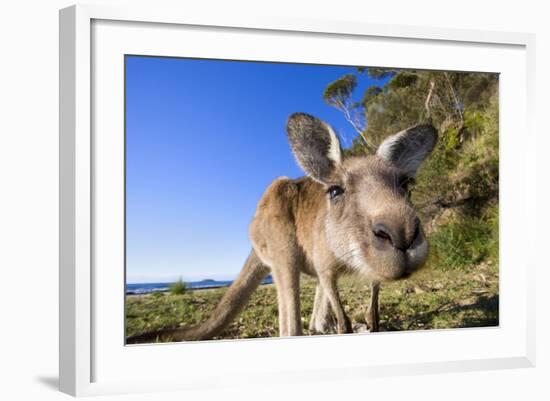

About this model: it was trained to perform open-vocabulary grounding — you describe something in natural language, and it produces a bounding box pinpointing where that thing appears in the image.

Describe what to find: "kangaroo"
[127,113,437,343]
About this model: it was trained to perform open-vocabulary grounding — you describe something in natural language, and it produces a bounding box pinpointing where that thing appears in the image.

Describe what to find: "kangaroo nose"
[372,217,420,251]
[372,224,393,244]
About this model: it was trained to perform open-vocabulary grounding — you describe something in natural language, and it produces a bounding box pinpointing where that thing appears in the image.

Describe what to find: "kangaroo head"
[286,113,437,281]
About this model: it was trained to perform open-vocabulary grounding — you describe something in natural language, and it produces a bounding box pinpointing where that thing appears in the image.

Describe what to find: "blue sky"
[125,56,386,283]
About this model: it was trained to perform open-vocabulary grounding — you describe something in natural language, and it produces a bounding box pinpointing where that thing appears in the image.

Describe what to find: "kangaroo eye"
[327,185,345,199]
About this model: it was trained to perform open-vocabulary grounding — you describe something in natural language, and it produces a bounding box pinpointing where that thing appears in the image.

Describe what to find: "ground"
[125,260,498,343]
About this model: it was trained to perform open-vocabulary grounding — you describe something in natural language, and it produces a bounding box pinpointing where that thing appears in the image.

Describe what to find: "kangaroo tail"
[127,249,269,343]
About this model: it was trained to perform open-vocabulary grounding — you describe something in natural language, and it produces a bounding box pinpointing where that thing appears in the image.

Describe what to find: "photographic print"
[124,56,499,344]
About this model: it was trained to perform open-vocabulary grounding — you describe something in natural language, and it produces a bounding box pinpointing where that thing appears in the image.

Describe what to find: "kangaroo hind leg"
[366,281,380,332]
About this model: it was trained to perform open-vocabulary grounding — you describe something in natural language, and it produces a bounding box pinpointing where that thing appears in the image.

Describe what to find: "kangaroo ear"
[286,113,343,184]
[376,124,438,177]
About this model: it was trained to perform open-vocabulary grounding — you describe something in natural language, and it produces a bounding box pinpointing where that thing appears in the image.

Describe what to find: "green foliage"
[444,127,460,150]
[456,73,498,108]
[322,73,357,107]
[430,206,498,270]
[169,277,187,295]
[365,67,398,80]
[387,72,418,89]
[464,110,484,136]
[360,85,383,106]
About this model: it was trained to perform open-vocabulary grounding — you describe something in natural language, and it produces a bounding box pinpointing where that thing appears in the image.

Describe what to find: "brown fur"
[249,157,427,336]
[127,113,436,342]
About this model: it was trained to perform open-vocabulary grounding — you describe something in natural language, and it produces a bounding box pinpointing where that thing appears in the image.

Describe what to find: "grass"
[126,258,498,343]
[430,206,498,270]
[169,277,187,295]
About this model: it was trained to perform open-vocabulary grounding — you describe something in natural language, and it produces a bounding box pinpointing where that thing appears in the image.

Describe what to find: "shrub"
[169,277,187,295]
[429,206,498,270]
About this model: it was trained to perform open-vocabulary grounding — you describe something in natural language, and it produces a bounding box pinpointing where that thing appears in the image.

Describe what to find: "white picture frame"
[59,3,536,397]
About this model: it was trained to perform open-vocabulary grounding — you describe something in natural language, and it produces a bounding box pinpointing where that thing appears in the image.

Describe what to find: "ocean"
[126,275,273,295]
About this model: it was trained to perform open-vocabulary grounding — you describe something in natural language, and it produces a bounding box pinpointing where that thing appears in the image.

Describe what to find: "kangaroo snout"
[371,216,420,252]
[365,212,427,281]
